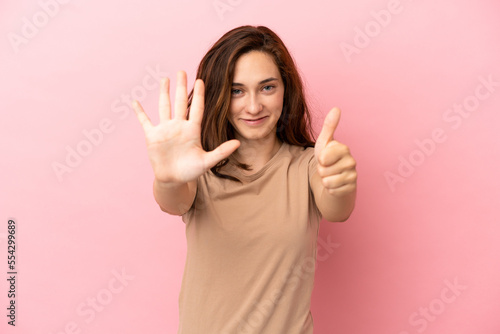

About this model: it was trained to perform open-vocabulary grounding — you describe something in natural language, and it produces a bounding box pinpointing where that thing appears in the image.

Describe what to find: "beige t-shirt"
[180,141,322,334]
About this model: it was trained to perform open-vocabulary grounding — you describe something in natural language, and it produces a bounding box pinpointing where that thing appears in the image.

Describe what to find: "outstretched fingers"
[132,100,153,133]
[159,77,171,122]
[174,71,188,120]
[203,139,241,170]
[189,79,205,125]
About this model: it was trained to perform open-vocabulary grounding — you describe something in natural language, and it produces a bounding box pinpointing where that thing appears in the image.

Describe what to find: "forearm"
[153,178,197,216]
[317,186,356,222]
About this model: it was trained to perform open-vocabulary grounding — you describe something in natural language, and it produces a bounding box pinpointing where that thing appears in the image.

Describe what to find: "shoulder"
[282,142,315,164]
[279,142,318,181]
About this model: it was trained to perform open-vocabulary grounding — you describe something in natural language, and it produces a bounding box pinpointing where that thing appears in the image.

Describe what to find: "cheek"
[228,105,240,128]
[229,99,242,115]
[272,96,284,115]
[275,90,285,108]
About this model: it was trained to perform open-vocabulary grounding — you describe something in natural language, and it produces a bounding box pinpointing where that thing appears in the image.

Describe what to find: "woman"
[133,25,357,334]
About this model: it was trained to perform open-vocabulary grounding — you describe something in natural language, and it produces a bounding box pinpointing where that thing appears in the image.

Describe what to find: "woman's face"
[228,51,284,144]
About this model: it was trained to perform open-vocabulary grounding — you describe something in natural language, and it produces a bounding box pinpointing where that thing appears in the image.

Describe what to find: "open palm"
[132,71,240,184]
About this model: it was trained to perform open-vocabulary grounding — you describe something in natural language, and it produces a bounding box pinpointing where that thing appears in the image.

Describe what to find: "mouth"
[241,116,268,125]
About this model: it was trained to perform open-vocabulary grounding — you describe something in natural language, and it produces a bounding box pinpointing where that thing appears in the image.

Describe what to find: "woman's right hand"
[132,71,240,184]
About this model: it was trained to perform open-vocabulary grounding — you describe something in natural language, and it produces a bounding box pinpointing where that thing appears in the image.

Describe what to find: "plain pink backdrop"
[1,0,499,333]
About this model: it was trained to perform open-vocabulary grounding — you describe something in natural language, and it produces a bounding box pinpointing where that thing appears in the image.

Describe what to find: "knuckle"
[340,145,350,155]
[349,172,357,183]
[328,188,340,196]
[317,164,326,176]
[321,177,330,188]
[347,158,357,169]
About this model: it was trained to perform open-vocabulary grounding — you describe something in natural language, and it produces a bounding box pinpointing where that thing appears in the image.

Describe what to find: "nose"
[246,93,263,115]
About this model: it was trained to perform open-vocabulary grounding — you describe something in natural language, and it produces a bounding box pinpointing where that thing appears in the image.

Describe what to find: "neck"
[232,135,282,168]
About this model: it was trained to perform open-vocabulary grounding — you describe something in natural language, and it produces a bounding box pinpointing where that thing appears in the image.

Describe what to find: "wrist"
[154,178,185,189]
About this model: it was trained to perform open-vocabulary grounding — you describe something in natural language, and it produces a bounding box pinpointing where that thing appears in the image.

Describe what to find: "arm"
[153,179,197,216]
[313,107,357,222]
[310,172,356,222]
[132,71,239,217]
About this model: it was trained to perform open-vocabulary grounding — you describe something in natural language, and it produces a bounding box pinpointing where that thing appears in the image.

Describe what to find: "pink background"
[1,0,500,333]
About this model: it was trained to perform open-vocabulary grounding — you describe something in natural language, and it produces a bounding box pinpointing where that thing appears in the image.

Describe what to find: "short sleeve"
[308,149,318,184]
[181,176,200,224]
[306,147,322,221]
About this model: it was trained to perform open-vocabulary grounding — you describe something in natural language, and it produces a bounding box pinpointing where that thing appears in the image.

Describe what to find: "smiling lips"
[242,116,267,125]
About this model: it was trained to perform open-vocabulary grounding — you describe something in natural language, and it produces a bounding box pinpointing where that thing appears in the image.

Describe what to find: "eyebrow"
[231,77,278,87]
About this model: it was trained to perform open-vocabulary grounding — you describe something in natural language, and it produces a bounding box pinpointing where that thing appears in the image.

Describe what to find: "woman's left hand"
[314,107,357,196]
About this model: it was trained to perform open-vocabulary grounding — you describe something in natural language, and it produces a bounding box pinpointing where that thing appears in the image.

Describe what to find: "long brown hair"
[187,25,316,182]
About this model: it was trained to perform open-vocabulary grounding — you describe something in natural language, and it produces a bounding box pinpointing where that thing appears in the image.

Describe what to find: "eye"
[231,88,242,95]
[262,85,275,92]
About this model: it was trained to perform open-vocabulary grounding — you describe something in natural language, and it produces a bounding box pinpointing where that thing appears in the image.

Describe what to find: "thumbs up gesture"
[314,107,357,197]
